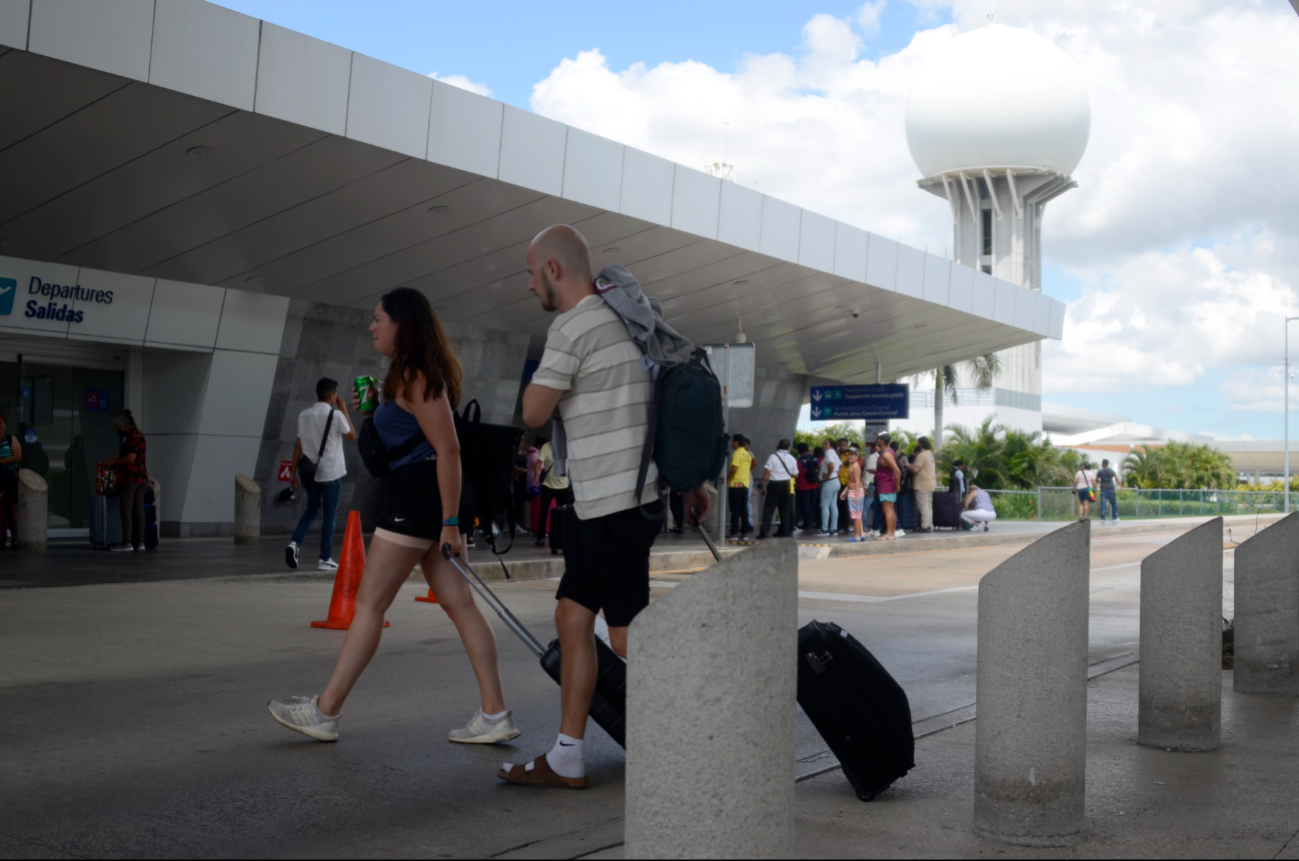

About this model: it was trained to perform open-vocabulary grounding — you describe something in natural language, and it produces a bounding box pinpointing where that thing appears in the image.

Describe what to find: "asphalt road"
[0,528,1233,858]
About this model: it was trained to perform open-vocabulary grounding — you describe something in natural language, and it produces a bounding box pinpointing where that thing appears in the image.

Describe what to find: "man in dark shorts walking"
[499,224,709,790]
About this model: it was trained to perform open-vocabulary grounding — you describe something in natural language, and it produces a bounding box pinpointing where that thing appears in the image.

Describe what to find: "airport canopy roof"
[0,0,1063,383]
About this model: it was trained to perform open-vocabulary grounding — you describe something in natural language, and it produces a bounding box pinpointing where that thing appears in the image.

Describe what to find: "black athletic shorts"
[555,499,663,628]
[377,458,475,539]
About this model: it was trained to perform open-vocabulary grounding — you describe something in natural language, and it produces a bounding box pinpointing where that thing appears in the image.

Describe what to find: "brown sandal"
[497,756,589,790]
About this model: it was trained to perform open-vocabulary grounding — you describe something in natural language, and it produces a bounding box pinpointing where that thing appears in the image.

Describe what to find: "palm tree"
[917,354,1001,449]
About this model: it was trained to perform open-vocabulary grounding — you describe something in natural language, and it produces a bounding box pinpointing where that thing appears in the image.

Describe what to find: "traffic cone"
[311,511,389,630]
[415,587,439,604]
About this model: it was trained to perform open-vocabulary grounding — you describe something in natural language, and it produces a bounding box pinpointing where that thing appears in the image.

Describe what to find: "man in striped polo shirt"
[498,224,710,790]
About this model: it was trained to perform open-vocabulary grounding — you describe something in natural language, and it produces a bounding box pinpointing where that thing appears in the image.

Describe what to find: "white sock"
[545,733,585,779]
[483,709,508,723]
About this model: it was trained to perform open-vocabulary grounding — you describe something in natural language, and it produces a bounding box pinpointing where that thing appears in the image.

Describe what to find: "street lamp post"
[1287,317,1298,514]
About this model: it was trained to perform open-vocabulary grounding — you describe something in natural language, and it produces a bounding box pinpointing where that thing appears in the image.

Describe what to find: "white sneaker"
[448,710,521,744]
[285,542,299,570]
[317,558,338,570]
[895,529,906,537]
[869,530,881,538]
[268,695,338,741]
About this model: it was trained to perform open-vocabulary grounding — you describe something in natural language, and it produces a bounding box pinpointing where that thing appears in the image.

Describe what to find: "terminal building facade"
[0,0,1062,537]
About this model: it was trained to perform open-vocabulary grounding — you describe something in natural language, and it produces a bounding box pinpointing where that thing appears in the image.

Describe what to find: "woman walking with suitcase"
[268,288,520,746]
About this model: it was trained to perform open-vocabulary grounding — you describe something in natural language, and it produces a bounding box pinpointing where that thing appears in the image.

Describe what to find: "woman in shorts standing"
[872,435,902,540]
[269,287,519,746]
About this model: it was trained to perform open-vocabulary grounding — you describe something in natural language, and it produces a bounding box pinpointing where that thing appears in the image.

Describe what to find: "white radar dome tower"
[903,23,1090,430]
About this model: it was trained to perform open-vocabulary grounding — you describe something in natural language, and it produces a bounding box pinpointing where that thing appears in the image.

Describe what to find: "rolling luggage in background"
[547,503,569,556]
[931,490,962,530]
[798,620,915,801]
[442,544,628,747]
[89,494,122,549]
[143,483,159,550]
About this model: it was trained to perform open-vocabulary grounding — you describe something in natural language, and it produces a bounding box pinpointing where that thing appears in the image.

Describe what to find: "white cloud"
[527,1,1299,430]
[1044,233,1299,393]
[427,72,492,97]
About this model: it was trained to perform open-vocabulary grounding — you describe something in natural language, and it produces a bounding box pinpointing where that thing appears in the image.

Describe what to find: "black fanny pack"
[358,416,426,479]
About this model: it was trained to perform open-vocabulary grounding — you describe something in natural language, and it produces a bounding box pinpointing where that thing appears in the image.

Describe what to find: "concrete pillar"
[234,474,261,545]
[1139,517,1222,750]
[625,539,798,859]
[1234,511,1299,696]
[975,520,1089,847]
[16,469,48,550]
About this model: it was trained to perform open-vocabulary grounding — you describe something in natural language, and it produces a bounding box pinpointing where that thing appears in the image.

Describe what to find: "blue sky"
[220,0,947,108]
[216,2,1298,443]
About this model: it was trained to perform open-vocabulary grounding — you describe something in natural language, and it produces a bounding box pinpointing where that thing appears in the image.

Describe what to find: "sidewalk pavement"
[579,663,1299,860]
[1,511,1279,590]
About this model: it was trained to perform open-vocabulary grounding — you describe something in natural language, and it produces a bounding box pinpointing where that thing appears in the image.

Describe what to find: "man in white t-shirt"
[757,439,799,538]
[286,378,355,571]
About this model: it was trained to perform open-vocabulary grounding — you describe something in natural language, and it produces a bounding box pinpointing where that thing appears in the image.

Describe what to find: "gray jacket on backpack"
[550,266,696,478]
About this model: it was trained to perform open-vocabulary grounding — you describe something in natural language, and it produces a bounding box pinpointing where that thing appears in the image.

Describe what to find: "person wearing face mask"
[101,410,148,552]
[268,287,519,748]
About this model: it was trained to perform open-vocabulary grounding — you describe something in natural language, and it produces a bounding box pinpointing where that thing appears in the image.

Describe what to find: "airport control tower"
[904,24,1090,432]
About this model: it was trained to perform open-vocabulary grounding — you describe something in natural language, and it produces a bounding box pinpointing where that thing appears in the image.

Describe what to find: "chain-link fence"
[985,488,1299,522]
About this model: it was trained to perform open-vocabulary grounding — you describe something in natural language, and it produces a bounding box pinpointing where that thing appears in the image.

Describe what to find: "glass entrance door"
[2,360,124,530]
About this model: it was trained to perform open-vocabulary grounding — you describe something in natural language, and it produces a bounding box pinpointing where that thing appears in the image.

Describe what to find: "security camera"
[850,307,861,319]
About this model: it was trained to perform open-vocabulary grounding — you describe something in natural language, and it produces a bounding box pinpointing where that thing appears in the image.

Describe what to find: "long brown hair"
[380,287,462,408]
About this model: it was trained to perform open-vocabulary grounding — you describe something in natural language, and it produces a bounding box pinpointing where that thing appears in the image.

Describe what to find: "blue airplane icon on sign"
[0,277,16,316]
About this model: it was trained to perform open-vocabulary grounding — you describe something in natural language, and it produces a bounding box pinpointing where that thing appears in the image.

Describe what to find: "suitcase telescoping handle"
[692,514,723,563]
[441,544,546,658]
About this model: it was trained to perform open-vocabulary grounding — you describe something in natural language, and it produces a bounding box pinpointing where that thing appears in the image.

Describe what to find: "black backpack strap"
[316,410,335,462]
[636,369,668,521]
[385,430,427,465]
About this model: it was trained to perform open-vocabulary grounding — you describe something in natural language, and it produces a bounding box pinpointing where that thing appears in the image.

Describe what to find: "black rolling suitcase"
[798,620,914,801]
[143,483,159,550]
[931,490,962,530]
[441,543,628,746]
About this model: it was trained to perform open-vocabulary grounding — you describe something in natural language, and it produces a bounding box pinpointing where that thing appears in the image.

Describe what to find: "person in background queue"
[794,442,820,533]
[840,447,866,542]
[757,438,798,539]
[726,434,753,539]
[908,436,936,533]
[872,433,902,541]
[816,438,840,536]
[286,378,356,571]
[504,224,709,789]
[102,410,148,552]
[269,287,520,748]
[836,437,852,533]
[534,439,574,547]
[889,440,909,538]
[961,484,997,531]
[0,412,21,550]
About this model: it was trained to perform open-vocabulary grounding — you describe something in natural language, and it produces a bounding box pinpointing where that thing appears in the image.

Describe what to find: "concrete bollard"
[1139,517,1222,750]
[625,539,798,859]
[1234,511,1299,696]
[16,468,48,550]
[975,520,1090,847]
[234,474,261,545]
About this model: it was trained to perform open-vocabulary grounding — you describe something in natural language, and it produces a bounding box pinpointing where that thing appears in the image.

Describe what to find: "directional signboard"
[809,383,910,421]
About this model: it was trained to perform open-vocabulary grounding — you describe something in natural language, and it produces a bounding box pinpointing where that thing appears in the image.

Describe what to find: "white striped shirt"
[532,295,659,520]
